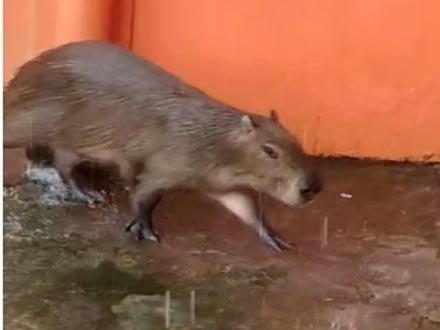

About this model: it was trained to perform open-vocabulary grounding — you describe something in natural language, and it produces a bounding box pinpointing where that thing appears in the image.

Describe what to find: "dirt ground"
[4,158,440,330]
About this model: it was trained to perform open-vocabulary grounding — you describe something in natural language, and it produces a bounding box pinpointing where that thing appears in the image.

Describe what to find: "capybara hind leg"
[51,149,80,183]
[209,191,292,252]
[53,149,101,201]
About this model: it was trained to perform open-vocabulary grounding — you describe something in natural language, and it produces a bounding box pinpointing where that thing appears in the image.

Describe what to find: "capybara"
[4,41,321,251]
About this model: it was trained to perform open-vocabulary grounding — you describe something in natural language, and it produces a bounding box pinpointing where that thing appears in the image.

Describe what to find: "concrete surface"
[4,159,440,330]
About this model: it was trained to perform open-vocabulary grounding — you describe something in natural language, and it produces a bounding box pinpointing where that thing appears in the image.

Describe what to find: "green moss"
[4,185,288,330]
[52,260,166,304]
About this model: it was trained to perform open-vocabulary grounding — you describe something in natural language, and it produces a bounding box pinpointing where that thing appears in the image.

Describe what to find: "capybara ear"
[240,115,257,133]
[269,109,279,122]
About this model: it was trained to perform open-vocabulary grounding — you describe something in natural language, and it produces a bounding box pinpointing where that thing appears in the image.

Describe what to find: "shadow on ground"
[4,159,440,330]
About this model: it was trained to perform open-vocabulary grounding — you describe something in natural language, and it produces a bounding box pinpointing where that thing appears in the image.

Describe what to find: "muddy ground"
[4,159,440,330]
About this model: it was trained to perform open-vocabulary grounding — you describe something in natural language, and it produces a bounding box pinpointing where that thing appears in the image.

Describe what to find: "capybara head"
[232,110,321,206]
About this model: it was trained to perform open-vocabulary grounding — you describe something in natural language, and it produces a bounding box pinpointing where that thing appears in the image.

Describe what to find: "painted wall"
[4,0,440,161]
[132,0,440,162]
[4,0,133,83]
[3,0,134,185]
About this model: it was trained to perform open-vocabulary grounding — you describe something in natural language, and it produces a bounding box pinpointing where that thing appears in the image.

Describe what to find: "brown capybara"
[4,41,321,251]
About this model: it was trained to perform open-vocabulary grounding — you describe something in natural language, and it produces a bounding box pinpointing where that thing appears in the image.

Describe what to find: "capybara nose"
[300,173,322,201]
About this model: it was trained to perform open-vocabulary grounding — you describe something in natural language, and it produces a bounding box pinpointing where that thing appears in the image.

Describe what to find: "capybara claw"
[258,224,292,252]
[126,220,160,243]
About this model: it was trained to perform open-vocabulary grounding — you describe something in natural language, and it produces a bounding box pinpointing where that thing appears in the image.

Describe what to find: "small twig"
[321,217,328,248]
[190,290,196,326]
[165,290,171,328]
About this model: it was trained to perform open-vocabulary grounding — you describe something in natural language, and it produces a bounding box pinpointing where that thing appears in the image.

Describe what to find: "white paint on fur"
[209,191,258,227]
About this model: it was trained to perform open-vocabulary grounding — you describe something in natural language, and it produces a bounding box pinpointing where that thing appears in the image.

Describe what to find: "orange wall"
[4,0,133,83]
[132,0,440,162]
[4,0,440,161]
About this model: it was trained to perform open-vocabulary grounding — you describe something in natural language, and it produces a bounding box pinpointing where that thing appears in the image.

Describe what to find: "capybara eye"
[262,145,278,159]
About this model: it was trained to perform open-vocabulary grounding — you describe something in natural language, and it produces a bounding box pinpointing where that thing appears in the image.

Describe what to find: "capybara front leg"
[126,191,162,243]
[209,191,292,252]
[256,215,293,251]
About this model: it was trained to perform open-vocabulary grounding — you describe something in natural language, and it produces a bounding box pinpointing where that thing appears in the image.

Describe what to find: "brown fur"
[4,41,320,251]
